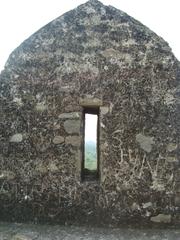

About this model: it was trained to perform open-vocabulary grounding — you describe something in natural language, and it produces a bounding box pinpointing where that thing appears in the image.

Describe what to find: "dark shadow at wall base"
[0,205,180,229]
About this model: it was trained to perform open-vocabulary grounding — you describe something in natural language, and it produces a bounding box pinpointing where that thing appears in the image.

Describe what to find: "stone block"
[53,136,64,144]
[100,106,109,115]
[142,202,152,209]
[136,133,154,153]
[175,193,180,206]
[59,112,80,119]
[0,170,15,180]
[48,163,58,172]
[167,143,177,152]
[65,136,81,147]
[35,102,47,112]
[150,214,171,223]
[35,164,48,174]
[79,98,103,106]
[12,234,32,240]
[10,134,23,143]
[166,156,178,163]
[64,120,80,134]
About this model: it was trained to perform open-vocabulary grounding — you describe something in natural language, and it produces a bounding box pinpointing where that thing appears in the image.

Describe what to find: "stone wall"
[0,0,180,225]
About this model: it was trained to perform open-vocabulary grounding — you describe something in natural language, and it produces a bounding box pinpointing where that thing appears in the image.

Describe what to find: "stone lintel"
[79,98,103,107]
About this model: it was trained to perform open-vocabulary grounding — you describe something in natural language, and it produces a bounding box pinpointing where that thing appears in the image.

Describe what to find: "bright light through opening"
[84,113,98,171]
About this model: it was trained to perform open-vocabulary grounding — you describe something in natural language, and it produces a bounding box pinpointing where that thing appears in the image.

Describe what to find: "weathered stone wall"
[0,0,180,225]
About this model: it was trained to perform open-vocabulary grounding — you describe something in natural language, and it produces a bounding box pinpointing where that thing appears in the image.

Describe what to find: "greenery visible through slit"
[84,113,97,171]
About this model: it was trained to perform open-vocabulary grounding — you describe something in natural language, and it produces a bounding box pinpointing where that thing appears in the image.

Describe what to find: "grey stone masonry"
[0,0,179,226]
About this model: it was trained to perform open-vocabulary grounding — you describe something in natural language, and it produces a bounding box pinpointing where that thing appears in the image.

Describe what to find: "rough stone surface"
[48,162,59,172]
[0,0,180,226]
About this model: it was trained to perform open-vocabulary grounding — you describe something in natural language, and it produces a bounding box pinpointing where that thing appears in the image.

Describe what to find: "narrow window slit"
[82,107,99,181]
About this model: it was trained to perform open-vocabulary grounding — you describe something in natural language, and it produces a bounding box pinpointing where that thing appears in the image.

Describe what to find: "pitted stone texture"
[164,93,175,105]
[48,162,59,172]
[64,120,80,134]
[175,194,180,206]
[35,163,48,174]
